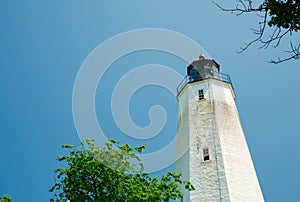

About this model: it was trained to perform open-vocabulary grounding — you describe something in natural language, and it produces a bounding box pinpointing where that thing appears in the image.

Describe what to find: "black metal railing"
[176,71,233,95]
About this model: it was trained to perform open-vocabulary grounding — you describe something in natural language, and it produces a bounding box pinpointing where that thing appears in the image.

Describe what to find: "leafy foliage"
[266,0,300,31]
[214,0,300,63]
[0,195,12,202]
[50,139,194,202]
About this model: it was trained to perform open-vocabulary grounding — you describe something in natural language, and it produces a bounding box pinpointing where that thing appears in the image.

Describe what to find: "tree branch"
[212,0,262,14]
[270,42,300,64]
[213,0,300,64]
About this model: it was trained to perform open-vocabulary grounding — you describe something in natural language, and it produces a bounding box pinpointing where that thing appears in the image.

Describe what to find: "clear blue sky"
[1,1,300,201]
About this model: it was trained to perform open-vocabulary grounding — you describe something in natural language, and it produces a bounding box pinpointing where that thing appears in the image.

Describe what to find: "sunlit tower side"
[175,55,264,201]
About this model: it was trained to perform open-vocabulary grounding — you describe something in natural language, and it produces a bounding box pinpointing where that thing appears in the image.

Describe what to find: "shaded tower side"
[212,80,264,201]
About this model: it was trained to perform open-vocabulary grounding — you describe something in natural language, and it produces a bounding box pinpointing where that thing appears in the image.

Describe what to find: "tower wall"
[176,79,264,202]
[212,81,264,201]
[176,86,191,201]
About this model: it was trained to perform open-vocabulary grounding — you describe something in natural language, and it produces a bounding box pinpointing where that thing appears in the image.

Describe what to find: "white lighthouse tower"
[176,55,264,202]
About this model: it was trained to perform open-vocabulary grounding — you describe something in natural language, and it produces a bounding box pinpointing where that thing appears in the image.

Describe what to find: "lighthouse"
[176,55,264,201]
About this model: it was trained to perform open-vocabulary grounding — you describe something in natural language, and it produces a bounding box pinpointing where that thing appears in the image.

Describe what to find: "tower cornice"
[176,77,235,100]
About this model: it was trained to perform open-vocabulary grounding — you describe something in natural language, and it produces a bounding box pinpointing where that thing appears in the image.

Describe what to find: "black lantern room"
[187,54,220,82]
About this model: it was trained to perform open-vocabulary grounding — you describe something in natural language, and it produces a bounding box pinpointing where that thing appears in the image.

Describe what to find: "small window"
[203,148,210,161]
[198,89,204,100]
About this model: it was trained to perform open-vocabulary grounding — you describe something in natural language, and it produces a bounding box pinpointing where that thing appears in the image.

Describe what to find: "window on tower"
[198,89,204,100]
[203,148,210,161]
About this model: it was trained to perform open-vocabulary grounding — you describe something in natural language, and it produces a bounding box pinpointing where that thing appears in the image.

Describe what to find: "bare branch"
[237,8,268,53]
[260,28,291,49]
[212,1,262,15]
[270,42,300,64]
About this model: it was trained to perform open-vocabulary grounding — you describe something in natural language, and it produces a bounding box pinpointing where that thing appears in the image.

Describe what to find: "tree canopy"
[214,0,300,63]
[0,195,12,202]
[50,139,194,202]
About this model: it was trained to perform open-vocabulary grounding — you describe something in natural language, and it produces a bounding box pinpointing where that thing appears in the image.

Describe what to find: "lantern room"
[187,54,220,82]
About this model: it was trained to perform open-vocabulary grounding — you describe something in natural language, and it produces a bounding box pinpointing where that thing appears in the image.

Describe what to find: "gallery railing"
[176,71,233,95]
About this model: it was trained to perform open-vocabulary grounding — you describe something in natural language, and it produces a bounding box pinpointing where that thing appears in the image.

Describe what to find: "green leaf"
[61,144,74,148]
[50,139,193,201]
